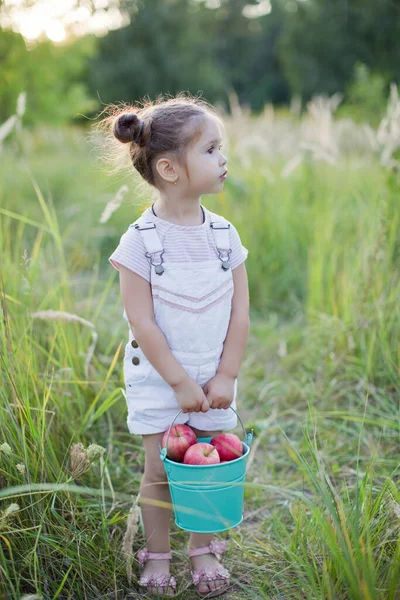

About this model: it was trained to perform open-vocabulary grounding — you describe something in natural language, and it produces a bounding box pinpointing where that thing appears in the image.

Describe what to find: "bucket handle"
[160,406,253,462]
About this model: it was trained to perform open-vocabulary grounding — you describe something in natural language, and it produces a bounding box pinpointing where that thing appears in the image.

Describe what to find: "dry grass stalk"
[69,442,105,479]
[122,495,140,583]
[0,116,17,145]
[17,91,26,118]
[30,309,98,379]
[99,184,129,224]
[0,442,12,455]
[69,443,91,478]
[0,503,20,527]
[0,92,26,150]
[303,93,343,163]
[376,82,400,169]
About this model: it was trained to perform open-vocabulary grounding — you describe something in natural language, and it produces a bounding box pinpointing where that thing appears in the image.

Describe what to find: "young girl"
[106,94,250,597]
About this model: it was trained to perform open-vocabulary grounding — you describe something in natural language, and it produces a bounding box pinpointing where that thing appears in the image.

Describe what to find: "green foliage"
[0,29,27,122]
[0,27,98,125]
[2,0,400,122]
[279,0,400,102]
[338,62,389,126]
[89,0,289,111]
[212,0,289,110]
[88,0,227,107]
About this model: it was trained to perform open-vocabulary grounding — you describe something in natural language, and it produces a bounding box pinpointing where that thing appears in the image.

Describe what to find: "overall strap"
[132,216,165,275]
[210,215,232,271]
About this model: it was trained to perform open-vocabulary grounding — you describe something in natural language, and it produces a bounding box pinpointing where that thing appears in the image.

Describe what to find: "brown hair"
[93,92,222,188]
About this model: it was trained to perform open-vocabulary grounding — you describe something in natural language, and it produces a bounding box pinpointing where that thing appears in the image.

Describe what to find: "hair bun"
[113,113,143,144]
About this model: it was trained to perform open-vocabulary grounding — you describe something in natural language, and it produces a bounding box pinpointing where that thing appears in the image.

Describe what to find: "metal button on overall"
[131,340,139,348]
[132,357,140,366]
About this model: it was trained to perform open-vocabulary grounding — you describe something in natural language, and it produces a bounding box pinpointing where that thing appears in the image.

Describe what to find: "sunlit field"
[1,89,400,599]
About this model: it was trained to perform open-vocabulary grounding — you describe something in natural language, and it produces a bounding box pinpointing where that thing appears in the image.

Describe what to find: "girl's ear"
[155,157,178,184]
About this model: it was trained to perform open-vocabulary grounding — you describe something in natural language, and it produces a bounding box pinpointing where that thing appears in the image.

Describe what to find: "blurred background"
[1,2,400,599]
[1,0,399,125]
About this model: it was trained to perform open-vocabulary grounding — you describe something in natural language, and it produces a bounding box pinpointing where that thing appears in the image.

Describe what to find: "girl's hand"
[172,377,210,413]
[202,373,235,409]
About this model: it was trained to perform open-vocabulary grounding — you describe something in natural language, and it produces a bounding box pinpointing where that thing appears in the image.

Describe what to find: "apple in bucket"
[210,433,243,462]
[183,442,221,465]
[161,424,197,462]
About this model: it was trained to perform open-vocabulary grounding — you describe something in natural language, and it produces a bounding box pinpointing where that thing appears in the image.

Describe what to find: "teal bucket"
[159,408,253,533]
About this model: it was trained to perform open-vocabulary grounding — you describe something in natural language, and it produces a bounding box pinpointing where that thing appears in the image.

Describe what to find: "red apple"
[210,433,243,462]
[161,424,197,462]
[183,442,221,465]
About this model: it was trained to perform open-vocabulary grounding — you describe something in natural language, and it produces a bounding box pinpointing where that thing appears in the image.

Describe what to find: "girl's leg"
[187,427,228,595]
[139,431,174,595]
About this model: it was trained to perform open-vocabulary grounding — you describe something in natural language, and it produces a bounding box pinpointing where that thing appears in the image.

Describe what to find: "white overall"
[123,211,238,435]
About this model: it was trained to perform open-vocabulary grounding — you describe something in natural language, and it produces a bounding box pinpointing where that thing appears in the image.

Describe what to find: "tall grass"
[0,89,399,598]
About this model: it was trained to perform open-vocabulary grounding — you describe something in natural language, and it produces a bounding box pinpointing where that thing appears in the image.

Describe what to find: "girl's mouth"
[219,171,228,180]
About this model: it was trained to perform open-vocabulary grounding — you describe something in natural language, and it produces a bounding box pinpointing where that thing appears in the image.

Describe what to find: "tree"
[0,27,98,125]
[278,0,400,101]
[88,0,227,107]
[212,0,289,109]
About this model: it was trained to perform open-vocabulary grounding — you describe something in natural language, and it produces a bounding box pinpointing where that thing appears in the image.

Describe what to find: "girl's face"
[183,115,228,197]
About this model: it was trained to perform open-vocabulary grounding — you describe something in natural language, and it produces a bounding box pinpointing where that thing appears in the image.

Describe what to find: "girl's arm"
[118,265,189,389]
[216,263,250,379]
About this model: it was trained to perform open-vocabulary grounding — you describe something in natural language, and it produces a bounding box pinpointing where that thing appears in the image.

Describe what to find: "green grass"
[0,119,399,599]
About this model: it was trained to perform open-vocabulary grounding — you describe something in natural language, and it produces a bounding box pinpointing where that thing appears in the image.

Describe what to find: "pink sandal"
[187,540,231,598]
[136,547,177,596]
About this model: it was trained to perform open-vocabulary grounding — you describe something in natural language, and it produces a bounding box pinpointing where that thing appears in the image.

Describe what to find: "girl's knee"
[143,462,168,483]
[142,432,168,482]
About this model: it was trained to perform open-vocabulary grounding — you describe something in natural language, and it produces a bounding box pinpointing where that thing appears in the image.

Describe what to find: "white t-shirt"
[109,204,248,281]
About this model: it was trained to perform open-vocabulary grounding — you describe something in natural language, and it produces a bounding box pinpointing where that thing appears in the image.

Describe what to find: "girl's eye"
[208,145,222,154]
